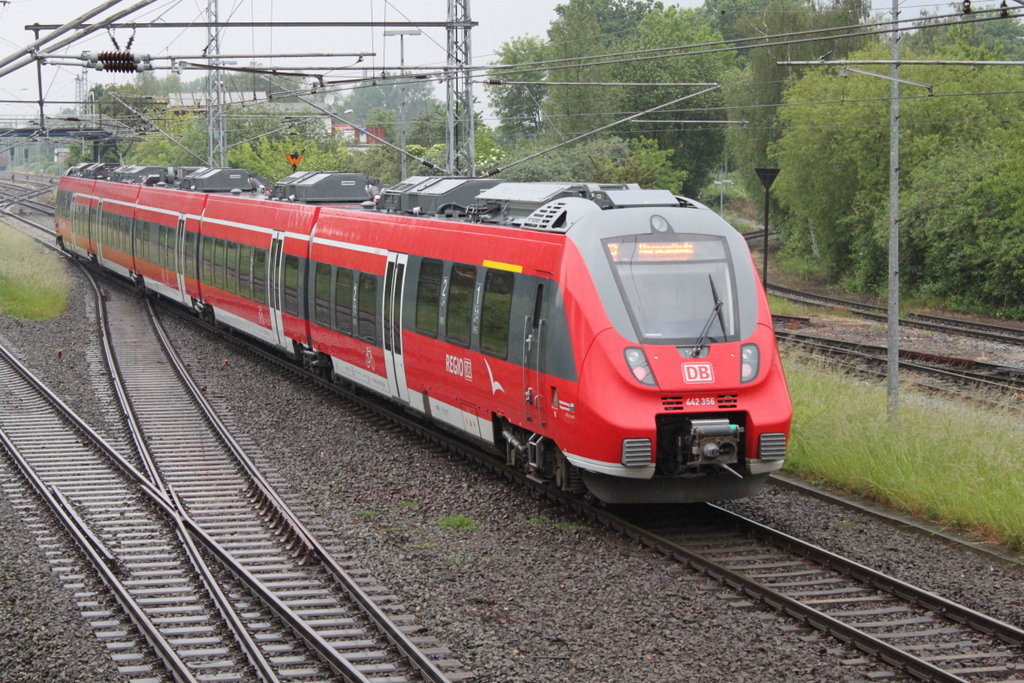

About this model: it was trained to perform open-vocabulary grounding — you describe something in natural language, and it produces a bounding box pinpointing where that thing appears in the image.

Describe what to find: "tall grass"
[0,224,71,320]
[783,352,1024,549]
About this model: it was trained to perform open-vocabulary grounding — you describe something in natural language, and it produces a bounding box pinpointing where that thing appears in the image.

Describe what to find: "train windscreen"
[603,234,739,345]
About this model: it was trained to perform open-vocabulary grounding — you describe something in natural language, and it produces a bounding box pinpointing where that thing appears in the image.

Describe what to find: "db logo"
[683,363,715,384]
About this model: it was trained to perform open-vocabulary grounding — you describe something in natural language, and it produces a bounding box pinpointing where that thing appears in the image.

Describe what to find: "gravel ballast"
[1,253,1022,682]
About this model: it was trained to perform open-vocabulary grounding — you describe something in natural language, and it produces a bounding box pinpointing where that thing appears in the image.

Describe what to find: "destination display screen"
[606,238,726,263]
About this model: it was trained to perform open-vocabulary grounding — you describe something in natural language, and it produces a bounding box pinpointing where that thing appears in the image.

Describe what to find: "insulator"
[96,51,139,73]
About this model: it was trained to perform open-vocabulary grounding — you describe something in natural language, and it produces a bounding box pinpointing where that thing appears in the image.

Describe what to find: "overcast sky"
[0,0,624,122]
[0,0,940,124]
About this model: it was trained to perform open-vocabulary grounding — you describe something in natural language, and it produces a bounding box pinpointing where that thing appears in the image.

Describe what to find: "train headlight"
[740,343,760,383]
[624,347,657,386]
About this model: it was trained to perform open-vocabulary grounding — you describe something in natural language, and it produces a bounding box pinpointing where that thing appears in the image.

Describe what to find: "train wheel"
[554,450,584,494]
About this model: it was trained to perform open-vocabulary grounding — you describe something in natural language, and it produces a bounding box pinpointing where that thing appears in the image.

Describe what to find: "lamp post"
[754,167,780,288]
[384,28,421,181]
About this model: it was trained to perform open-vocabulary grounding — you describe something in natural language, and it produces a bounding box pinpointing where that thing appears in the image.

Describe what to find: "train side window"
[334,267,353,334]
[225,241,239,294]
[158,226,169,267]
[184,231,197,280]
[415,258,442,338]
[446,263,476,347]
[314,262,332,326]
[357,272,377,343]
[201,235,214,284]
[238,244,251,299]
[214,238,226,290]
[252,248,267,303]
[282,254,300,315]
[481,270,515,358]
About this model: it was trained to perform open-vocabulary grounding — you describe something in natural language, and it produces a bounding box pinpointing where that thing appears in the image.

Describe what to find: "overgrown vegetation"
[783,351,1024,549]
[0,224,71,320]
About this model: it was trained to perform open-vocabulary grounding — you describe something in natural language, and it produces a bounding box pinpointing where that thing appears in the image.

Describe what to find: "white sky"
[0,0,584,122]
[0,0,960,124]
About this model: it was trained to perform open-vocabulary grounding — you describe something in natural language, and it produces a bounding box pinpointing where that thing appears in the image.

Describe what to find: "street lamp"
[384,28,421,180]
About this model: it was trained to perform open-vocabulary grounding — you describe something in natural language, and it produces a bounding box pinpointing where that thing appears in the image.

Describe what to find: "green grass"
[767,294,853,319]
[0,224,71,320]
[783,351,1024,549]
[437,514,482,531]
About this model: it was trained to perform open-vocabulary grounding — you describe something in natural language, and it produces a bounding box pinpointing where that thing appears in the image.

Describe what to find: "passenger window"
[446,263,476,347]
[159,226,169,267]
[357,272,377,343]
[334,267,353,334]
[282,254,300,315]
[184,231,197,280]
[481,270,515,358]
[238,244,251,299]
[314,262,332,326]
[201,235,214,284]
[214,239,226,290]
[415,258,442,337]
[252,248,267,303]
[225,241,238,294]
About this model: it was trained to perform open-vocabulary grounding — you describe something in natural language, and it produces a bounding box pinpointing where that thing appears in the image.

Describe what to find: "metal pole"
[400,34,407,180]
[763,188,770,287]
[887,0,901,427]
[33,27,45,132]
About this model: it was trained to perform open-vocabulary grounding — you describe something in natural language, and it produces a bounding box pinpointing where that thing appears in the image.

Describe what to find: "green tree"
[543,0,619,139]
[724,0,870,195]
[592,136,688,191]
[486,35,549,142]
[615,6,735,195]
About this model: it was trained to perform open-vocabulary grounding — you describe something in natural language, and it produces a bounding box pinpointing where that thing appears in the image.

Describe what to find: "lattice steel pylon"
[206,0,227,168]
[75,67,91,119]
[445,0,474,177]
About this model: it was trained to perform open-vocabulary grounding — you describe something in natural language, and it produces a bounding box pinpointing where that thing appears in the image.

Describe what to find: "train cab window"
[481,270,515,358]
[214,239,226,290]
[184,232,197,280]
[334,267,354,334]
[357,272,377,343]
[201,235,214,284]
[282,254,300,315]
[604,234,738,345]
[445,263,476,347]
[225,241,239,294]
[252,248,267,303]
[415,258,442,337]
[238,244,251,299]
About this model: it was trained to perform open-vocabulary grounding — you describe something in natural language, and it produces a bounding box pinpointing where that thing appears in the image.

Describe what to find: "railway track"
[615,504,1024,683]
[0,252,469,681]
[768,284,1024,348]
[775,329,1024,398]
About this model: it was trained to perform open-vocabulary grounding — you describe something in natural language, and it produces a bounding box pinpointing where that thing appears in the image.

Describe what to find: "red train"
[56,167,792,504]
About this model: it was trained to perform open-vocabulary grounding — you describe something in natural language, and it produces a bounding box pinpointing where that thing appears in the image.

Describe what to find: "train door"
[522,283,546,427]
[267,231,287,348]
[173,214,187,302]
[382,252,410,403]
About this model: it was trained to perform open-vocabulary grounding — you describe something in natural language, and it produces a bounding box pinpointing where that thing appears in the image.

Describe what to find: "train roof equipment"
[376,176,505,217]
[270,171,379,204]
[182,167,269,194]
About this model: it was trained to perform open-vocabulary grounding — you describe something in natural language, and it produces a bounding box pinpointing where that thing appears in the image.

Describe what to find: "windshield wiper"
[690,275,727,358]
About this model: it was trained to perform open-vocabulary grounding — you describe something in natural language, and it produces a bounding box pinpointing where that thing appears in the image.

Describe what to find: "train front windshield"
[604,234,739,345]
